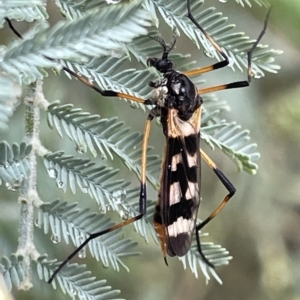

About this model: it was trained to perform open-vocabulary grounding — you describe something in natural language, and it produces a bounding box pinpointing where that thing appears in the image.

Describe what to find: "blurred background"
[1,0,300,299]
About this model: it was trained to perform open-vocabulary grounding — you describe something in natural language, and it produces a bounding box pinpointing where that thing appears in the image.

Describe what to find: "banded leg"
[48,115,153,283]
[184,0,229,77]
[185,1,272,88]
[51,65,147,104]
[195,149,236,253]
[4,17,147,105]
[192,149,235,268]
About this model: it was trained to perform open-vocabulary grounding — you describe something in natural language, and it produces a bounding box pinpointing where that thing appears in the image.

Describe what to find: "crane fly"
[5,1,272,283]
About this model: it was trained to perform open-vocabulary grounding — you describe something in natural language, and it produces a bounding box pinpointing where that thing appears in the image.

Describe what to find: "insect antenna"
[148,33,177,57]
[167,33,177,53]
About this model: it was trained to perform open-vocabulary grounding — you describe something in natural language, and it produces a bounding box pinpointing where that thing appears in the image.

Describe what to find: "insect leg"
[48,114,153,283]
[184,0,231,77]
[50,64,147,104]
[5,17,147,105]
[197,149,236,231]
[198,4,270,96]
[185,1,271,83]
[194,149,236,267]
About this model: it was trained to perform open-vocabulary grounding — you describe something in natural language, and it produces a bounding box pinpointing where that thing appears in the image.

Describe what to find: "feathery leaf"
[0,141,32,189]
[0,254,25,292]
[0,0,282,296]
[202,122,260,173]
[47,101,160,187]
[145,0,281,75]
[0,76,21,131]
[179,234,232,283]
[37,256,124,300]
[0,2,152,83]
[38,200,139,272]
[0,0,47,26]
[233,0,270,8]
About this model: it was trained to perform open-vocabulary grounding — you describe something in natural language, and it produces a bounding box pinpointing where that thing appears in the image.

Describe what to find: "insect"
[5,1,272,283]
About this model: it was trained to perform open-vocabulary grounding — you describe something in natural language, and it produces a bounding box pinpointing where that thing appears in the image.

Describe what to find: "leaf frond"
[145,0,281,74]
[0,141,32,189]
[0,75,22,131]
[0,0,283,295]
[0,254,25,291]
[37,256,124,300]
[43,151,132,209]
[54,0,85,20]
[38,200,139,272]
[202,121,259,173]
[62,57,153,107]
[0,0,47,25]
[1,2,152,83]
[179,233,232,282]
[47,101,161,187]
[234,0,270,8]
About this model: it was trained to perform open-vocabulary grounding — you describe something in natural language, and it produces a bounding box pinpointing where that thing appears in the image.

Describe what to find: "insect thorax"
[149,70,202,121]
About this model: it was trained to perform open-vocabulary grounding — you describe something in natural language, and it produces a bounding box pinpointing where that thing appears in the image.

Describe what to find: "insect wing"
[161,108,201,256]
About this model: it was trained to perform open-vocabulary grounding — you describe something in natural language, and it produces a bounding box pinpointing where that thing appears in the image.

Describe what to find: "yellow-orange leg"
[196,148,236,231]
[5,17,147,106]
[185,0,272,88]
[48,116,153,283]
[55,65,147,104]
[193,149,236,268]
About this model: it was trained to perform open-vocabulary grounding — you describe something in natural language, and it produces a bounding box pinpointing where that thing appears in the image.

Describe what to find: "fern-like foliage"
[0,254,25,292]
[0,76,21,131]
[43,149,159,243]
[179,236,232,283]
[1,3,152,83]
[0,0,282,299]
[144,0,281,75]
[47,101,160,186]
[0,141,32,189]
[201,121,260,173]
[38,200,139,272]
[0,0,47,27]
[37,256,123,300]
[233,0,269,8]
[44,152,130,208]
